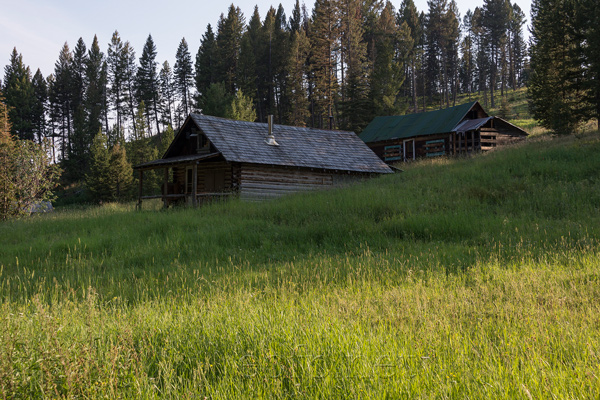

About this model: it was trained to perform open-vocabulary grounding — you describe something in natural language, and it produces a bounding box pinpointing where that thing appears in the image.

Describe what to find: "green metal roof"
[360,102,479,143]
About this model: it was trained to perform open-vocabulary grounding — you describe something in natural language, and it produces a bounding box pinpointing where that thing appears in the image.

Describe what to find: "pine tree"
[578,0,600,126]
[399,0,422,113]
[71,38,87,111]
[159,61,175,128]
[86,129,112,202]
[309,0,340,128]
[472,7,489,104]
[128,101,159,194]
[338,0,371,133]
[123,42,138,135]
[289,0,302,33]
[31,69,47,143]
[215,5,246,94]
[271,5,291,123]
[482,0,511,107]
[200,82,233,117]
[528,0,586,134]
[238,7,262,117]
[109,142,133,200]
[85,36,106,143]
[3,48,35,140]
[370,2,411,117]
[107,31,126,133]
[69,38,91,181]
[227,89,256,121]
[174,38,194,116]
[158,124,174,157]
[285,29,310,126]
[195,24,217,107]
[52,43,74,158]
[460,10,476,98]
[508,3,526,90]
[136,35,161,136]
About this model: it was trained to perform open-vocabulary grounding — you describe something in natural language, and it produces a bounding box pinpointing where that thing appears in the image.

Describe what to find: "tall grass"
[1,132,600,398]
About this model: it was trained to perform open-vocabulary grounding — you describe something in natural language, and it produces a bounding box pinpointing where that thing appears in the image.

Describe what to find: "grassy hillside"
[1,132,600,398]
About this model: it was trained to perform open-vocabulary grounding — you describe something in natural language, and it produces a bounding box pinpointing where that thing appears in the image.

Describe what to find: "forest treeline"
[1,0,529,183]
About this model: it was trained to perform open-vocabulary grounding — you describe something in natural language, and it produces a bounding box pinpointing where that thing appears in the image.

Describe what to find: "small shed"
[359,102,528,163]
[134,114,392,207]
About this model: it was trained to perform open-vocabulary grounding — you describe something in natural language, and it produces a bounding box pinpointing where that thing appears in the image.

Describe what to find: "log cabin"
[134,114,393,207]
[359,101,528,163]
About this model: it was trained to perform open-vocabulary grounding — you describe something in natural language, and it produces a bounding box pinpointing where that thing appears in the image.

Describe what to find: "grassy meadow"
[1,132,600,398]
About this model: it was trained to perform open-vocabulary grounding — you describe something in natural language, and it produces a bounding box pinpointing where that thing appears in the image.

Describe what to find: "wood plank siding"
[239,164,335,200]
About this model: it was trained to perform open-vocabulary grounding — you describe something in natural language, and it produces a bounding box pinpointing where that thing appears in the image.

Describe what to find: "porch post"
[163,167,169,208]
[137,170,143,210]
[453,132,456,155]
[192,163,198,207]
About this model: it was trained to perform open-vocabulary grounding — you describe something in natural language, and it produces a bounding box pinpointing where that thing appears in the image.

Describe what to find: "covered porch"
[134,153,233,209]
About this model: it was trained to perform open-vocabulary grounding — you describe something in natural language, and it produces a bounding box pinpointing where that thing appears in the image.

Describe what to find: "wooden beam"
[192,163,198,207]
[163,167,169,208]
[453,132,456,155]
[137,170,143,210]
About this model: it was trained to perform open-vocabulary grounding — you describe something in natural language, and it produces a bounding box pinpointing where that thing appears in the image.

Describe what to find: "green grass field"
[1,132,600,398]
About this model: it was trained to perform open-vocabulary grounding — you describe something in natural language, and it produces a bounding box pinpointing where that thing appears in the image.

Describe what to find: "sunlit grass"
[1,131,600,398]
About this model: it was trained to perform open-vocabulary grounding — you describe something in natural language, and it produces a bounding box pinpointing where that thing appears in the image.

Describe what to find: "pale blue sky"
[1,0,532,80]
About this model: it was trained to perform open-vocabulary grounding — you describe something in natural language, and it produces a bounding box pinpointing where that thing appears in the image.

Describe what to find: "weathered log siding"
[239,164,336,200]
[173,161,234,194]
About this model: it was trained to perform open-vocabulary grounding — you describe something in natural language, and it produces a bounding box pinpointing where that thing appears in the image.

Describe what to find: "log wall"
[239,164,362,201]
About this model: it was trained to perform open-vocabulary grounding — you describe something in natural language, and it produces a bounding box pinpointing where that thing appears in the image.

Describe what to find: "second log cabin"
[360,101,528,163]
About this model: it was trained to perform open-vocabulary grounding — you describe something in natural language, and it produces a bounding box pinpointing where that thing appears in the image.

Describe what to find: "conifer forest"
[1,0,598,197]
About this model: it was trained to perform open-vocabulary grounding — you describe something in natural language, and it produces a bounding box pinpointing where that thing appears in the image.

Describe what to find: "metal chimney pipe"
[265,115,279,146]
[268,115,273,136]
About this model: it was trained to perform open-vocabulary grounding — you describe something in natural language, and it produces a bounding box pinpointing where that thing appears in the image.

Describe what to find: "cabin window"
[425,139,446,157]
[383,144,403,162]
[197,134,210,154]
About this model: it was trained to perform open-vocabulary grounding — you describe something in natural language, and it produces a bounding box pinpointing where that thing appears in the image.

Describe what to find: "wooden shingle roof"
[187,114,392,174]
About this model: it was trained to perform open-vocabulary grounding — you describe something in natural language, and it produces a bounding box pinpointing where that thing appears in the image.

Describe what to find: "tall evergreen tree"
[51,43,74,158]
[528,0,586,133]
[85,36,106,143]
[3,48,35,141]
[174,38,194,116]
[399,0,422,113]
[482,0,511,107]
[195,24,217,107]
[338,0,371,132]
[577,0,600,126]
[107,31,128,134]
[159,61,175,128]
[136,35,161,136]
[227,89,257,121]
[460,10,476,98]
[109,142,133,200]
[69,37,90,180]
[309,0,340,128]
[370,2,411,117]
[31,69,47,143]
[284,28,310,126]
[238,7,262,118]
[85,129,112,202]
[215,5,245,94]
[508,3,526,90]
[200,82,233,117]
[472,7,489,104]
[123,42,138,135]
